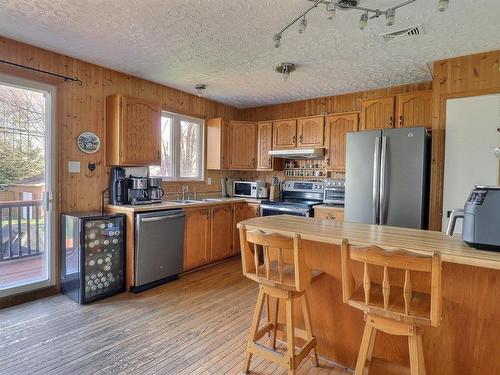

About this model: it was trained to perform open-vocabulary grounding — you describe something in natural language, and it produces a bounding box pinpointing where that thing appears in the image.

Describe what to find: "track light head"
[359,12,368,30]
[298,17,307,33]
[326,2,336,20]
[385,8,395,26]
[438,0,449,11]
[273,33,281,48]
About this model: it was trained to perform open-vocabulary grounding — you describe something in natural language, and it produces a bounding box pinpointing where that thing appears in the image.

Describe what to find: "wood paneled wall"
[239,82,432,121]
[0,36,240,214]
[429,50,500,230]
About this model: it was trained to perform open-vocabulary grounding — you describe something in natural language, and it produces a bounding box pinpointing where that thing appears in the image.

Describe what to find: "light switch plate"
[68,160,81,173]
[207,177,212,185]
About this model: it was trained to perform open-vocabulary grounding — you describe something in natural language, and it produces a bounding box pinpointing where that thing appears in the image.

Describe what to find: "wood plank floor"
[0,257,349,375]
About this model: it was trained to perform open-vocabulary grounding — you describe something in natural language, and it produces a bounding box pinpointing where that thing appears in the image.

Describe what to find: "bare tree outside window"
[149,113,203,181]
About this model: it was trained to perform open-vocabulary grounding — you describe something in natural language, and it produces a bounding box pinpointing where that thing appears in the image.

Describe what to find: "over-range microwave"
[233,181,266,198]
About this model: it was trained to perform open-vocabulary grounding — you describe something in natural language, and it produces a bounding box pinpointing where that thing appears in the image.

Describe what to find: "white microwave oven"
[233,181,266,198]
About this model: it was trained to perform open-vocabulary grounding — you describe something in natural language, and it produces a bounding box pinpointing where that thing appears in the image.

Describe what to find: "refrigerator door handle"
[372,136,381,224]
[379,136,388,225]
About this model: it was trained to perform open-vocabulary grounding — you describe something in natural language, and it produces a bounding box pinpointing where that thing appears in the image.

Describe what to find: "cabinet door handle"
[399,115,404,127]
[389,116,393,127]
[292,135,296,143]
[326,158,330,165]
[299,135,303,143]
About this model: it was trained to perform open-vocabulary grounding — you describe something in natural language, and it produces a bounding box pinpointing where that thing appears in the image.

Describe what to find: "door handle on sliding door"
[43,191,54,212]
[372,136,381,224]
[379,136,388,225]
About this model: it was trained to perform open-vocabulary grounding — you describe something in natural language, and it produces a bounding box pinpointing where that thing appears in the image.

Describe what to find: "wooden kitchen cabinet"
[297,116,324,147]
[230,121,257,170]
[395,91,433,129]
[106,93,161,166]
[314,206,344,221]
[210,205,233,261]
[183,207,210,271]
[257,122,283,171]
[232,202,260,254]
[272,119,297,149]
[360,96,395,130]
[206,117,230,170]
[325,112,359,171]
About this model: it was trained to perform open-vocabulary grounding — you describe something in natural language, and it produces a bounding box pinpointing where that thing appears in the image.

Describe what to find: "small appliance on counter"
[446,186,500,251]
[233,180,266,198]
[323,179,345,205]
[109,167,165,205]
[61,212,125,304]
[221,177,241,197]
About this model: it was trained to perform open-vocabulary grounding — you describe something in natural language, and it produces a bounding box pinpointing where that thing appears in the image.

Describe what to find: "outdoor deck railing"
[0,199,43,261]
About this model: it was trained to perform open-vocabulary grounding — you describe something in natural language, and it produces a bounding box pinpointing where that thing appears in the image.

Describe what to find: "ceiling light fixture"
[359,12,368,30]
[298,17,308,33]
[326,2,336,20]
[385,8,396,26]
[273,33,282,48]
[195,84,206,97]
[438,0,449,12]
[275,63,296,81]
[273,0,446,47]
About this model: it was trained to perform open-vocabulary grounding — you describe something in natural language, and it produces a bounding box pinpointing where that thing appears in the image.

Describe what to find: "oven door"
[260,205,310,217]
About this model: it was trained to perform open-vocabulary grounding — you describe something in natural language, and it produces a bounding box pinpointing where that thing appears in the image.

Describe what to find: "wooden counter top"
[106,197,262,213]
[239,214,500,270]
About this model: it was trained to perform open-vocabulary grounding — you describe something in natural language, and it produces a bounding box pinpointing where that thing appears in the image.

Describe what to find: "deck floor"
[0,257,349,375]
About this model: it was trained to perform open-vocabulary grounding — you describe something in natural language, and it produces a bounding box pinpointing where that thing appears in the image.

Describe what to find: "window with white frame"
[149,112,204,181]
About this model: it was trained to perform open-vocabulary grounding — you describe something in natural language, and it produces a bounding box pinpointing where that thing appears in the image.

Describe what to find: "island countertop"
[238,215,500,374]
[238,214,500,270]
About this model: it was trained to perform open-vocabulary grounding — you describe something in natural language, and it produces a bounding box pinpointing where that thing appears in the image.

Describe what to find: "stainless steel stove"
[260,181,324,217]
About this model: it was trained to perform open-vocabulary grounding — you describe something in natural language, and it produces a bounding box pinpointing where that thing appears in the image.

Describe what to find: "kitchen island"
[238,215,500,375]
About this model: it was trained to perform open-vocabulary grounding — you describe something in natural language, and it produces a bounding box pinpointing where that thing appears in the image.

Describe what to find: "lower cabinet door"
[183,207,210,271]
[233,202,260,255]
[210,205,233,261]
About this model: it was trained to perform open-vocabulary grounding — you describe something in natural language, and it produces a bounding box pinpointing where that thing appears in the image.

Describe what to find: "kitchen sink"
[201,198,225,202]
[164,199,201,204]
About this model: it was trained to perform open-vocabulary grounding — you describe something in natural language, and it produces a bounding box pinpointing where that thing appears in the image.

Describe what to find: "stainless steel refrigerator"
[344,127,430,229]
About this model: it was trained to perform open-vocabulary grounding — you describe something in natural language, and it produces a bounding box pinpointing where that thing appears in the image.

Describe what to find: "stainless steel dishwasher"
[133,209,185,292]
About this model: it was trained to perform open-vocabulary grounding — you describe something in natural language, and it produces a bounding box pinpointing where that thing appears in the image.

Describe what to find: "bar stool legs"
[243,285,318,374]
[354,314,427,375]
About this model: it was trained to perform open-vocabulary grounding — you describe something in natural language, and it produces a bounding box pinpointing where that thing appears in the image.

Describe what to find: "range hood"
[268,148,325,159]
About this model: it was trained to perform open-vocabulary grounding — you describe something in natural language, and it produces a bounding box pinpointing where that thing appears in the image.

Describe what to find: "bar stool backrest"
[239,225,312,292]
[341,239,442,327]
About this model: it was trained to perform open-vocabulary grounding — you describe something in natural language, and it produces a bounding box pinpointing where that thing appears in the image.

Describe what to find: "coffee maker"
[110,167,128,205]
[148,177,164,203]
[127,176,150,205]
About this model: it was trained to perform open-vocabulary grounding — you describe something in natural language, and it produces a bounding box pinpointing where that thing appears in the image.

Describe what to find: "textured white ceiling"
[0,0,499,108]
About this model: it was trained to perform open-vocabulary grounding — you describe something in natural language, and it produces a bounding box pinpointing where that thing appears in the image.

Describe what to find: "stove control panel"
[283,181,324,192]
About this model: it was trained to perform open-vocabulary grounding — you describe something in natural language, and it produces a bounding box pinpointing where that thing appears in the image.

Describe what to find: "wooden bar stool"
[340,239,442,375]
[239,224,323,375]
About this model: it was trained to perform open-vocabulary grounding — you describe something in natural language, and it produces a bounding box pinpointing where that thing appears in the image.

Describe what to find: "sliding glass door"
[0,74,55,297]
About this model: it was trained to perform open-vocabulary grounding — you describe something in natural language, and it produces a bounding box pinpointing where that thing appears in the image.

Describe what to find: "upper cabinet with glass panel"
[149,112,204,181]
[105,93,162,166]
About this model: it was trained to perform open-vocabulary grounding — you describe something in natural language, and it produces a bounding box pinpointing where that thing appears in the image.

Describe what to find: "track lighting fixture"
[359,12,368,30]
[272,0,449,48]
[298,17,307,34]
[273,33,281,48]
[326,2,336,20]
[385,8,395,27]
[438,0,449,12]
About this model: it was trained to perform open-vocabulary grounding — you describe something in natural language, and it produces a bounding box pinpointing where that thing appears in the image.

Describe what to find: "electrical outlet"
[207,177,212,185]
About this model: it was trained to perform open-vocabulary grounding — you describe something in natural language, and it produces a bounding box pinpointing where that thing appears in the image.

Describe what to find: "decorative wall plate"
[77,131,101,154]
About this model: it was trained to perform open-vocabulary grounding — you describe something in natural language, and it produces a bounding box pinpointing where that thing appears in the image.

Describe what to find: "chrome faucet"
[181,185,189,200]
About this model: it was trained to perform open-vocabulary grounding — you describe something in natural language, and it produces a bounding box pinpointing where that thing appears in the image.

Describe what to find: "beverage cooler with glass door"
[61,212,126,304]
